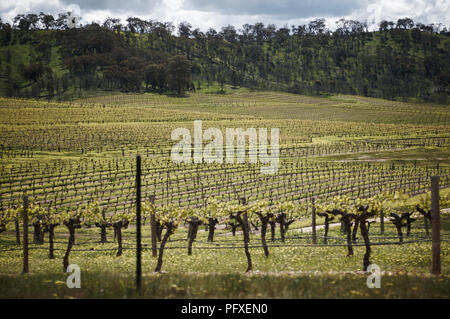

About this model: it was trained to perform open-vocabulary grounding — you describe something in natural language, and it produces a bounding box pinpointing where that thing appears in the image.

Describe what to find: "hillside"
[0,16,449,103]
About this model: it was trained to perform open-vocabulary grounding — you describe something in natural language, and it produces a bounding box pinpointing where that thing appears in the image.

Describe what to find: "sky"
[0,0,448,32]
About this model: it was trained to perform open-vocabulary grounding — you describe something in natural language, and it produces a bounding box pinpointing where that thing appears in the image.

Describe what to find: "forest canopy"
[0,13,449,103]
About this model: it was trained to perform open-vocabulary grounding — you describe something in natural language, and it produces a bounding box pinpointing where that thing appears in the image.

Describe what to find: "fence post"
[15,216,20,245]
[311,198,316,245]
[136,155,142,292]
[380,209,384,235]
[431,176,440,275]
[149,195,157,257]
[22,195,29,274]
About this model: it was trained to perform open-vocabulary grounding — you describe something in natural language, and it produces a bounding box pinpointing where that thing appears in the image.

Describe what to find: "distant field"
[74,90,450,124]
[1,90,449,160]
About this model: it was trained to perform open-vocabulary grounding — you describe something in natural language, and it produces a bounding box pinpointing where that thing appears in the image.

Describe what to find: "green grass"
[76,91,450,125]
[318,147,450,166]
[0,214,448,298]
[1,272,448,299]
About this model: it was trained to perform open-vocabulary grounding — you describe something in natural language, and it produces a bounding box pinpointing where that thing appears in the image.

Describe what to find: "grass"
[0,214,448,298]
[75,90,450,125]
[1,272,448,299]
[318,147,450,166]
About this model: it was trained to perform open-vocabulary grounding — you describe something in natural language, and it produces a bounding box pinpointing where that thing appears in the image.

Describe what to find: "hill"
[0,15,449,103]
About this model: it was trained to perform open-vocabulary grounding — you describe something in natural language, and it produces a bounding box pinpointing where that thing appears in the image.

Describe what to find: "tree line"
[0,13,449,102]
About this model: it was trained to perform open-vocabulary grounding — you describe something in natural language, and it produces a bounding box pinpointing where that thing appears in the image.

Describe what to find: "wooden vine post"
[22,195,29,274]
[15,216,20,245]
[149,195,157,257]
[311,198,316,244]
[379,209,384,235]
[136,155,142,292]
[431,176,440,275]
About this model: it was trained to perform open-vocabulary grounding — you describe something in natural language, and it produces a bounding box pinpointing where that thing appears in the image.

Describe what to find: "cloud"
[0,0,65,22]
[355,0,449,28]
[0,0,448,31]
[59,0,163,14]
[183,0,365,19]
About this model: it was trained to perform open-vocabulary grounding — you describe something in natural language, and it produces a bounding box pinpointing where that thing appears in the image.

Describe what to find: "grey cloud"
[0,0,165,25]
[59,0,163,14]
[182,0,366,19]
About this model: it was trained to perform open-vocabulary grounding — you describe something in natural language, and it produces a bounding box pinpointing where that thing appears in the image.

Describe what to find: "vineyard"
[0,89,449,298]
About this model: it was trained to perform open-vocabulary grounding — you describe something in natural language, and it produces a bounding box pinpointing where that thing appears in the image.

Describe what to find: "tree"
[379,20,394,32]
[39,12,55,29]
[397,17,414,29]
[308,19,326,35]
[126,17,149,34]
[145,64,166,90]
[166,55,192,96]
[22,63,45,82]
[0,22,12,45]
[14,14,31,30]
[54,13,68,29]
[178,21,192,38]
[221,25,237,43]
[103,17,120,31]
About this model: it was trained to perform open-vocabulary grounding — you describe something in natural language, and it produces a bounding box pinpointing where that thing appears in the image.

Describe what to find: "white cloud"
[0,0,448,30]
[353,0,450,29]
